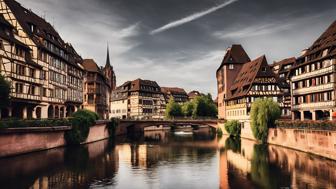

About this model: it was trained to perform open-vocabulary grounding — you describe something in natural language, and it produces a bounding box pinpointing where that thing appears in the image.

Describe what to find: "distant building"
[290,20,336,121]
[161,87,188,104]
[110,82,129,119]
[110,79,165,119]
[188,90,202,101]
[82,59,111,119]
[0,0,84,119]
[271,57,296,117]
[216,44,250,119]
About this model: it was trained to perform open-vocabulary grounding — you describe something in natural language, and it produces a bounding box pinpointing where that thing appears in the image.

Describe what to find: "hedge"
[0,119,71,128]
[275,120,336,130]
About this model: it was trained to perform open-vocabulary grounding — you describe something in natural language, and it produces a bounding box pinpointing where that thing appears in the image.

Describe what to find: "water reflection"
[0,129,336,189]
[219,137,336,189]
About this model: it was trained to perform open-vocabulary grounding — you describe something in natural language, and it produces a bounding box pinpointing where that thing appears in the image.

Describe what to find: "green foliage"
[192,94,217,118]
[250,98,281,143]
[65,109,99,145]
[217,127,223,137]
[0,74,11,109]
[275,120,336,130]
[224,120,241,137]
[181,101,194,117]
[0,118,71,128]
[107,118,119,137]
[225,137,241,153]
[72,109,99,121]
[165,97,183,119]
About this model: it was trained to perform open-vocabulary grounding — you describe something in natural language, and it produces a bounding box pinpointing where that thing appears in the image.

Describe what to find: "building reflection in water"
[1,128,336,189]
[219,136,336,189]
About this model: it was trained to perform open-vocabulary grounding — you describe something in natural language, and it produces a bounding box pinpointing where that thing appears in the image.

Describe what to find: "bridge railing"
[119,117,218,122]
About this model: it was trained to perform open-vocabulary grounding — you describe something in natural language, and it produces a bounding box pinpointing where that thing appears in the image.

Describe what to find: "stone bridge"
[116,119,219,135]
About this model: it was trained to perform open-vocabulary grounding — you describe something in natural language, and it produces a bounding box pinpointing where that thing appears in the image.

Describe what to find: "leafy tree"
[165,97,182,119]
[192,95,218,118]
[250,98,281,143]
[182,101,194,117]
[224,120,241,137]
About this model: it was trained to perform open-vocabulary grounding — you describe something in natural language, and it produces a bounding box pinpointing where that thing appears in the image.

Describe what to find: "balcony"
[292,101,335,110]
[11,93,42,101]
[10,73,43,85]
[292,83,334,95]
[291,66,334,82]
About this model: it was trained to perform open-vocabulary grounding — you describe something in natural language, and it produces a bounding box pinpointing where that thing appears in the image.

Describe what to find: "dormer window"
[261,67,267,72]
[28,23,36,33]
[229,64,234,70]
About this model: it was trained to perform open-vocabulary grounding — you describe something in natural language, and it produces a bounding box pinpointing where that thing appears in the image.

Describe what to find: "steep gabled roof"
[227,55,276,100]
[82,59,100,72]
[161,87,187,95]
[129,78,161,93]
[302,20,336,57]
[217,44,251,72]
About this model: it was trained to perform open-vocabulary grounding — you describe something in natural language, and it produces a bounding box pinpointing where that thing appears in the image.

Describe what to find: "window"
[229,64,234,70]
[261,67,267,72]
[15,83,23,93]
[43,88,47,97]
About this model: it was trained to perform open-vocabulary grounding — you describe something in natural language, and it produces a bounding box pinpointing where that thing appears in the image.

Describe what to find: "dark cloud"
[17,0,336,96]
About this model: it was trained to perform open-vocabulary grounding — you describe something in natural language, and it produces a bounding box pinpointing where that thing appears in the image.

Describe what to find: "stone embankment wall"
[0,121,117,158]
[238,123,336,160]
[268,128,336,160]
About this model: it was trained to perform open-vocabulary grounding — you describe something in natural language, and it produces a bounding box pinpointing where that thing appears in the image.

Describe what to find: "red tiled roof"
[217,44,251,72]
[188,90,202,98]
[228,55,276,100]
[82,59,100,72]
[161,87,187,95]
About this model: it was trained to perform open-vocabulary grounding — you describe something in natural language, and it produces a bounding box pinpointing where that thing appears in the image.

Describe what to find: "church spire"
[105,43,111,67]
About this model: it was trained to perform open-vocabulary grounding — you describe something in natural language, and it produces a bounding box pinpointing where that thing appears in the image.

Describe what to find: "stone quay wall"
[0,121,116,158]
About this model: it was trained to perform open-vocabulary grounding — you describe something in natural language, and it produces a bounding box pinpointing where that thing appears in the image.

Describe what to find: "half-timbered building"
[290,20,336,121]
[224,55,284,124]
[216,44,250,119]
[271,57,296,117]
[0,0,84,119]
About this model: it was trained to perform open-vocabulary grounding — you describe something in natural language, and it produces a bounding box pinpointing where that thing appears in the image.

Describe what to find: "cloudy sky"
[18,0,336,96]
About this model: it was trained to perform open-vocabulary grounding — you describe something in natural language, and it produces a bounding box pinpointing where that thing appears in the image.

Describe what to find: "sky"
[17,0,336,97]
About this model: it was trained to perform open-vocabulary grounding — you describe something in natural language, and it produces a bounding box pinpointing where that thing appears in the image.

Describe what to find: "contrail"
[150,0,239,35]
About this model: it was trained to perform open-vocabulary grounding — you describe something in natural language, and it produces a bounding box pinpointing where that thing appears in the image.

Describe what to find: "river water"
[0,128,335,189]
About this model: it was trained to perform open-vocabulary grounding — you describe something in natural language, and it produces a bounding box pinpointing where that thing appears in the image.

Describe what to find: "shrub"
[65,109,99,145]
[250,98,281,143]
[217,127,223,137]
[0,118,71,128]
[107,118,119,137]
[224,120,241,137]
[275,120,336,130]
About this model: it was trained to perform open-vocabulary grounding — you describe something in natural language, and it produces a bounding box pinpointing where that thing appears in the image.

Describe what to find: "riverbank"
[231,122,336,160]
[0,121,112,158]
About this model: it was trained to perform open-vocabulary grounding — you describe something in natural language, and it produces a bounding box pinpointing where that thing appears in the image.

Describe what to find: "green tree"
[192,95,218,118]
[165,97,182,119]
[250,98,281,143]
[181,101,194,117]
[224,120,241,137]
[0,75,11,119]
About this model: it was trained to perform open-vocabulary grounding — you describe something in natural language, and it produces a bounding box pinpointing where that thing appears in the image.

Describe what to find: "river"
[0,127,335,189]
